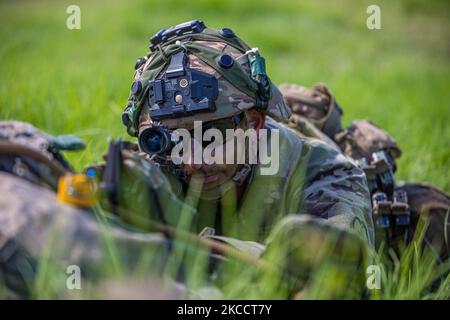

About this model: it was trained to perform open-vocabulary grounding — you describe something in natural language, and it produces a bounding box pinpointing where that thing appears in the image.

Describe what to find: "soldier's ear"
[246,109,266,131]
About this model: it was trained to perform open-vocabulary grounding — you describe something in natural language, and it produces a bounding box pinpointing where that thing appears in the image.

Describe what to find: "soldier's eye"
[188,113,244,139]
[205,113,244,134]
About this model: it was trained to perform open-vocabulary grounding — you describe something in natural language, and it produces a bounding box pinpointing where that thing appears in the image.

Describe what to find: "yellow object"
[57,173,98,207]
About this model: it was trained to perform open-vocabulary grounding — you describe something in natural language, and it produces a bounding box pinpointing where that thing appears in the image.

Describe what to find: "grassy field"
[0,0,449,299]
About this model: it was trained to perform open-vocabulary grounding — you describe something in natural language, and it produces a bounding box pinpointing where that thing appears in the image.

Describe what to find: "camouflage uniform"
[177,116,374,246]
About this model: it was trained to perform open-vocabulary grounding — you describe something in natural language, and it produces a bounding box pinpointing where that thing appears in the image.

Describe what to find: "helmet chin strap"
[230,110,257,186]
[195,165,254,202]
[232,164,253,186]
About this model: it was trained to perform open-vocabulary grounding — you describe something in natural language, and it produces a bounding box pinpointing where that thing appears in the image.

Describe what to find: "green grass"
[0,0,449,299]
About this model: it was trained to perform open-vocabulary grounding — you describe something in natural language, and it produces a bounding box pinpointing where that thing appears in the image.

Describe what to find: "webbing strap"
[149,28,252,54]
[0,141,68,176]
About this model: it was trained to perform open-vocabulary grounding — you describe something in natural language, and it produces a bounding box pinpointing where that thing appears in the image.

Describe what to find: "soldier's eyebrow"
[185,114,245,133]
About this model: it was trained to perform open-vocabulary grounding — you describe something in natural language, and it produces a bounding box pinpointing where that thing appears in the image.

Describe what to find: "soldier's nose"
[183,153,202,173]
[182,141,204,173]
[182,140,228,174]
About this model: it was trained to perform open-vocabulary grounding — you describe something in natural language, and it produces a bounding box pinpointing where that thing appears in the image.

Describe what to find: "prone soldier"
[279,82,450,261]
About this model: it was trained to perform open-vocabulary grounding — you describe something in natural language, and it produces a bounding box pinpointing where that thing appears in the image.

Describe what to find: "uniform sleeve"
[294,138,374,247]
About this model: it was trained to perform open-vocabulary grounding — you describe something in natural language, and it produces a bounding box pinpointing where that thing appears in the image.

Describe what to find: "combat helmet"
[0,121,84,189]
[122,20,291,156]
[279,82,343,138]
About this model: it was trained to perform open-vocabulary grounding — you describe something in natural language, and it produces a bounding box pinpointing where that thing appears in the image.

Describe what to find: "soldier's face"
[182,156,240,200]
[178,110,263,200]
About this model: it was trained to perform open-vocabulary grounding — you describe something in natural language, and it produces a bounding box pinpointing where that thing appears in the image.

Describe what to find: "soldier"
[119,20,374,297]
[279,82,450,261]
[0,121,180,298]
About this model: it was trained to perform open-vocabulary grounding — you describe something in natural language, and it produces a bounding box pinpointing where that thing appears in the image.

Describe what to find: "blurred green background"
[1,0,449,191]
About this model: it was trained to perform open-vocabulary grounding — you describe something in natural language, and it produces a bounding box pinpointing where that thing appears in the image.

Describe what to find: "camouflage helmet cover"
[279,82,343,138]
[123,21,291,134]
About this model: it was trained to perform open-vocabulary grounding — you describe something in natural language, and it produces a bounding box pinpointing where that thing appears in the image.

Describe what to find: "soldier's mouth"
[189,172,226,189]
[190,173,221,186]
[203,173,219,184]
[186,168,238,195]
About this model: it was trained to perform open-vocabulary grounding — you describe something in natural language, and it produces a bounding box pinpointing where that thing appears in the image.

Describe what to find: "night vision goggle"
[138,113,244,156]
[147,50,219,120]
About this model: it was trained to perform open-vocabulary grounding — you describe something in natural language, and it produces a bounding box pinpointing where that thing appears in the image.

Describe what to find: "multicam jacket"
[186,117,374,248]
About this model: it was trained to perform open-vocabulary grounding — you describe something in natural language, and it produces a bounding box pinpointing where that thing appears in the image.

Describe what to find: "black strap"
[101,140,122,212]
[148,185,166,225]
